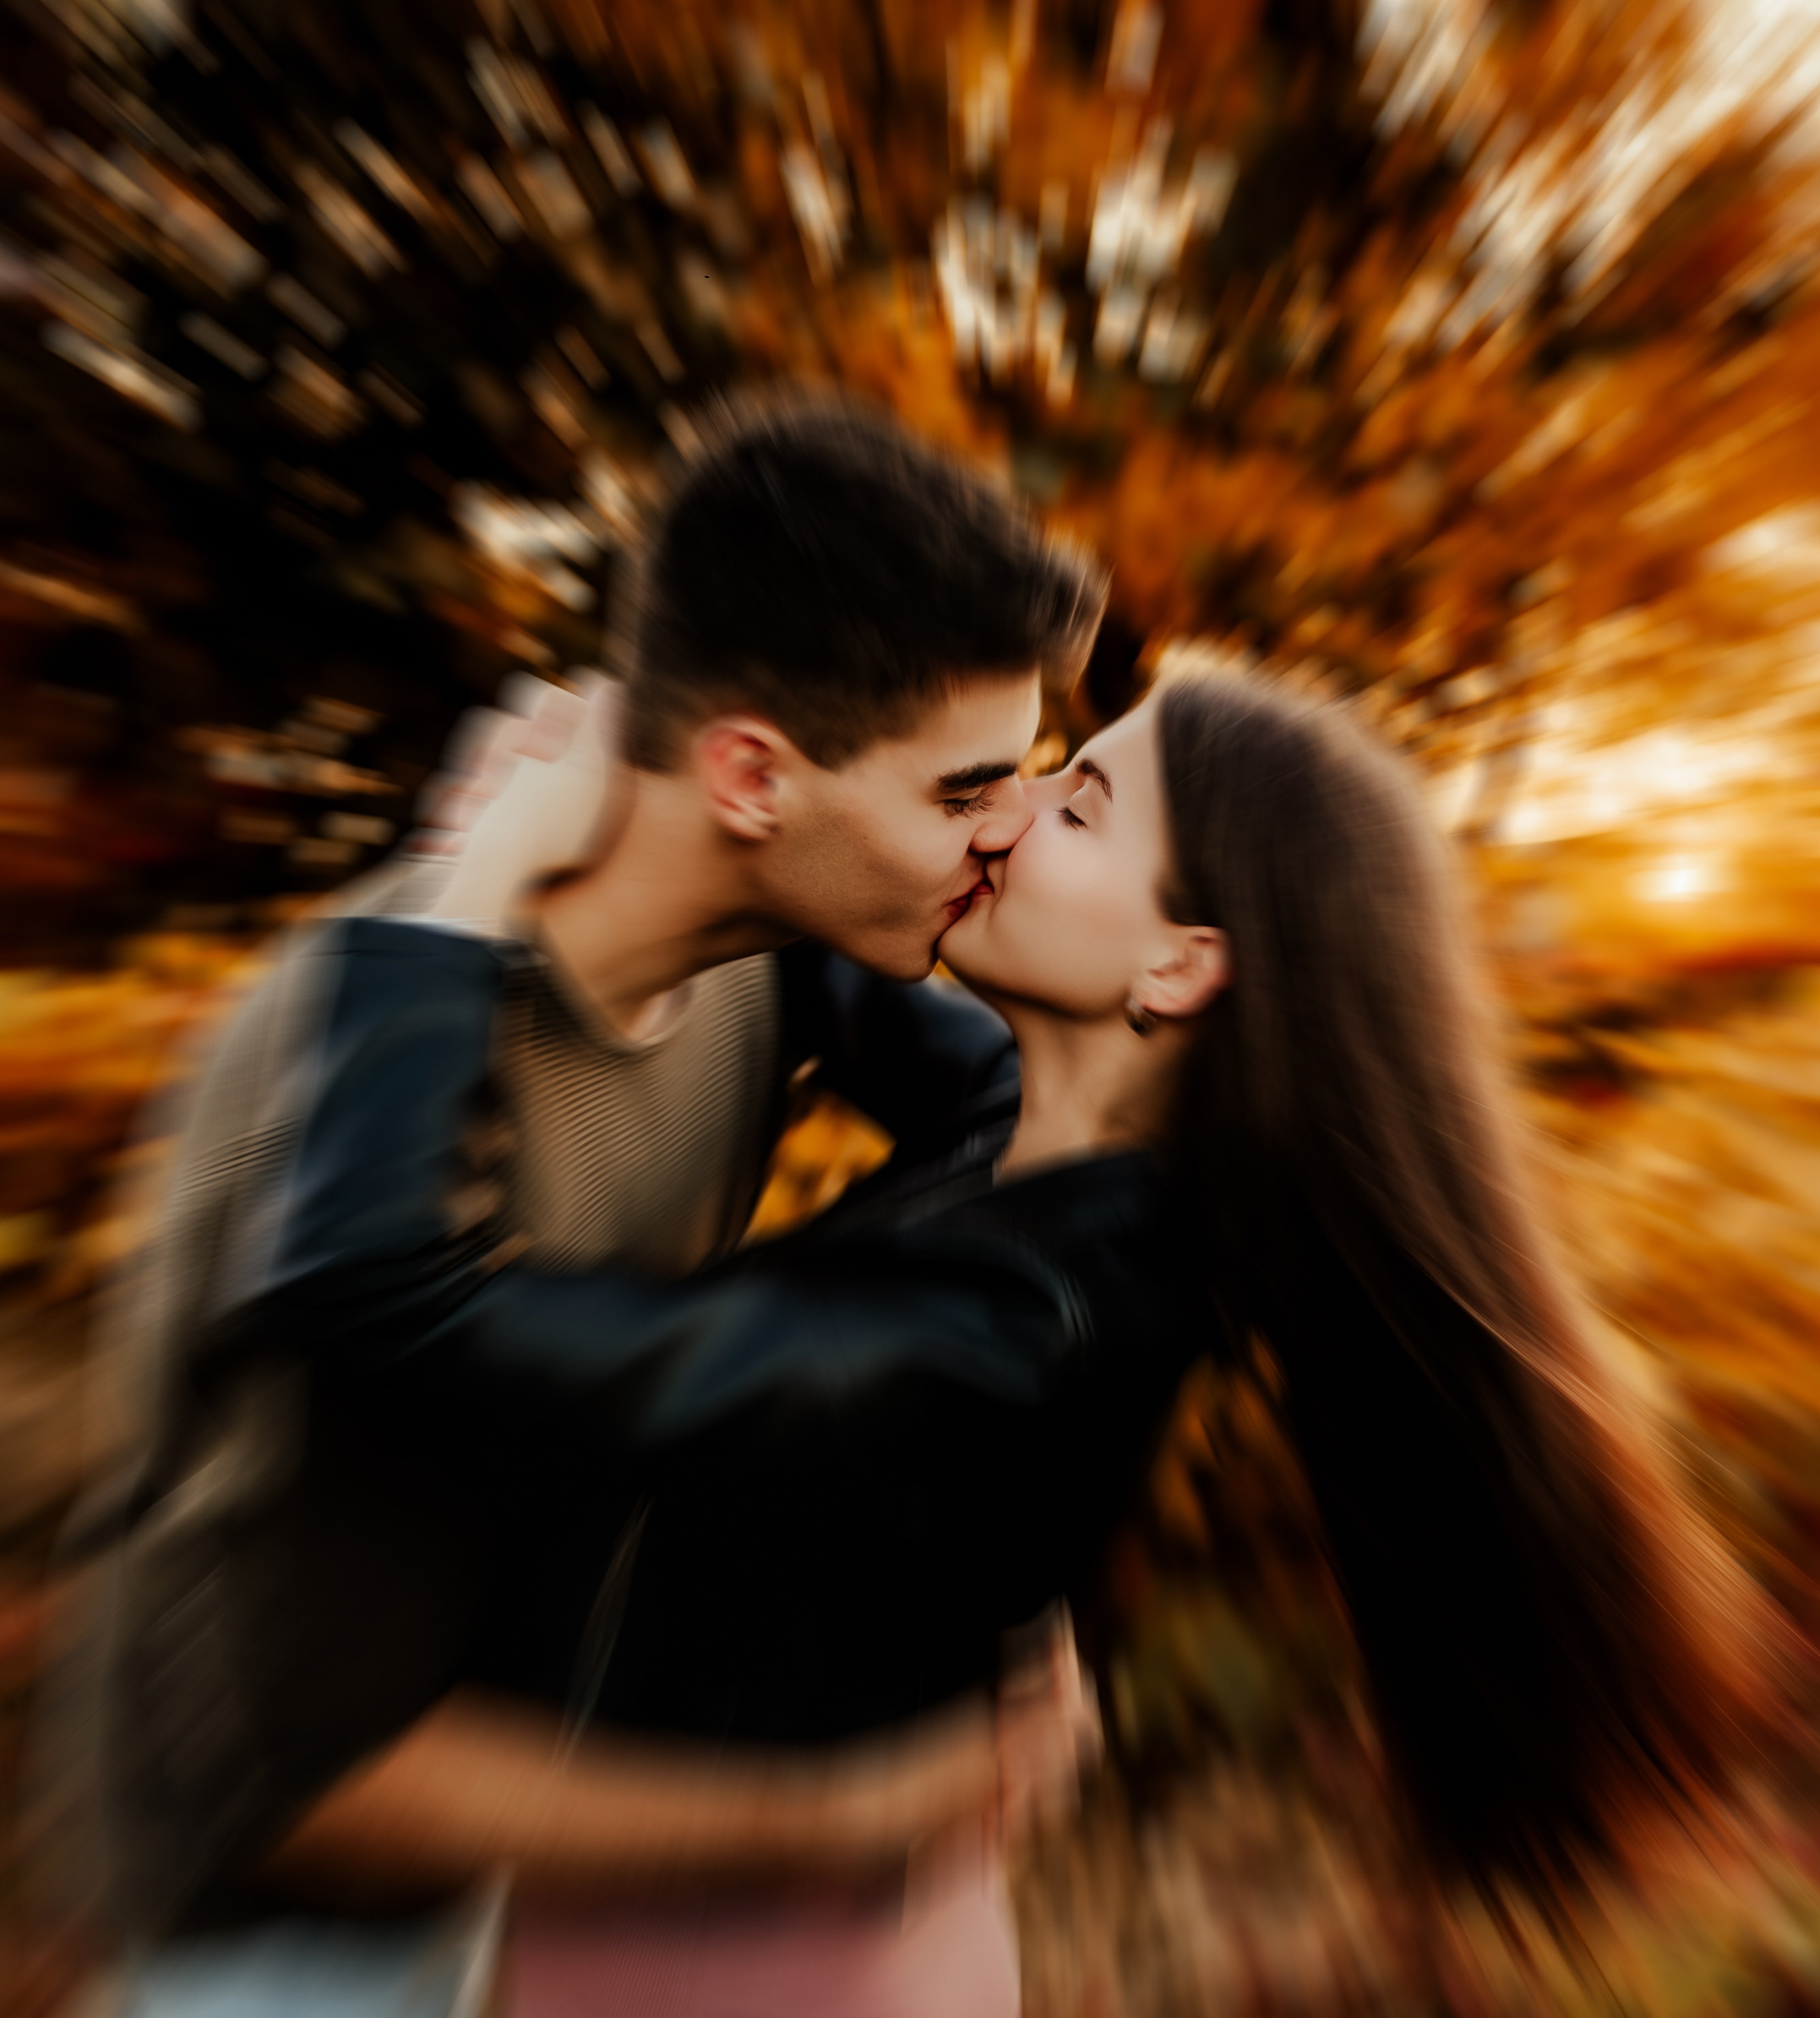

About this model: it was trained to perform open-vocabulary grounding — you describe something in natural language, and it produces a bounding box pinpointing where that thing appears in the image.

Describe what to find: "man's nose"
[971,776,1034,855]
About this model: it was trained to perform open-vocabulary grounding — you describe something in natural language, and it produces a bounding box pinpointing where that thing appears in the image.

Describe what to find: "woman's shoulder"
[787,1137,1201,1347]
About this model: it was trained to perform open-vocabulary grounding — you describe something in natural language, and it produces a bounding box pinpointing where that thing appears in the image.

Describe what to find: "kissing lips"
[941,874,996,927]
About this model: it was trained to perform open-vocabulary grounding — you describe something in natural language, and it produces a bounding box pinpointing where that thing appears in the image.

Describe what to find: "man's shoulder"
[181,911,506,1142]
[322,853,454,920]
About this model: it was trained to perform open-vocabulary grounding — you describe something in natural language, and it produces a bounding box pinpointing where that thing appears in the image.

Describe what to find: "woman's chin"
[934,906,987,980]
[938,931,1016,1008]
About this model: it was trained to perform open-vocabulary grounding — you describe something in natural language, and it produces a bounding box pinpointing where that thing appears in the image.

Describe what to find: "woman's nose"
[971,776,1034,854]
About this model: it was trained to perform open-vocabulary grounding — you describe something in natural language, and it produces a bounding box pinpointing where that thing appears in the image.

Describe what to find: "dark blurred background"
[7,1,1820,2009]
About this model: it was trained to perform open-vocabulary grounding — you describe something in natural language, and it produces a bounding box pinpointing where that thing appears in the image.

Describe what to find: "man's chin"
[835,908,980,982]
[855,937,942,984]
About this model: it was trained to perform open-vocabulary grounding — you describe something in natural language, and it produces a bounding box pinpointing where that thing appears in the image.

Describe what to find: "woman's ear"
[696,716,789,842]
[1133,926,1230,1024]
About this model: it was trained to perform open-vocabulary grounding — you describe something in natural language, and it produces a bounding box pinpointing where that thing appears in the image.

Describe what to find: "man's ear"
[695,715,797,842]
[1132,926,1230,1024]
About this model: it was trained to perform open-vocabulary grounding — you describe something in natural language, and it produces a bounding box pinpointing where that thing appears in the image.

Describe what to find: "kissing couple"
[45,396,1778,2016]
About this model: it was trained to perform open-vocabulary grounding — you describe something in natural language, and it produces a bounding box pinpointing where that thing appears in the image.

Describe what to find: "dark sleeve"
[774,940,1018,1152]
[248,921,1071,1462]
[84,926,1057,1930]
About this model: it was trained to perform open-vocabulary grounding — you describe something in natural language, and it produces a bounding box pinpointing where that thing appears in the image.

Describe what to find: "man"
[44,394,1106,1945]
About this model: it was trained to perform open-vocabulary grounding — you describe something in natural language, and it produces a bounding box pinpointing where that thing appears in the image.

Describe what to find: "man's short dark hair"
[624,394,1108,770]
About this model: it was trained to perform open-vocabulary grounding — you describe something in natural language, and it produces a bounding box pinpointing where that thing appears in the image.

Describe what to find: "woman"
[948,670,1779,1886]
[262,669,1777,2002]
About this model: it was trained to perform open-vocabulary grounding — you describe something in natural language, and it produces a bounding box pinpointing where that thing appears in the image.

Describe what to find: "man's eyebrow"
[1075,757,1113,801]
[935,759,1019,794]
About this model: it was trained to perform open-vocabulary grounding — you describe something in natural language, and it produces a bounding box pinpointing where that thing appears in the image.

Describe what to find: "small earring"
[1124,994,1158,1037]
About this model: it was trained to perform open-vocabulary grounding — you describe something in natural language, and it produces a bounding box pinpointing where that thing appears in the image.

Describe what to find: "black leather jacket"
[247,922,1217,1749]
[92,920,1214,1927]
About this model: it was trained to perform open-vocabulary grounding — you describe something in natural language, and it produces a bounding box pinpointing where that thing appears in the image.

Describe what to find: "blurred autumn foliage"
[7,0,1820,2009]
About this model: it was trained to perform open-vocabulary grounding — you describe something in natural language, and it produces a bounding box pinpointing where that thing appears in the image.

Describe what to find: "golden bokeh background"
[7,0,1820,2008]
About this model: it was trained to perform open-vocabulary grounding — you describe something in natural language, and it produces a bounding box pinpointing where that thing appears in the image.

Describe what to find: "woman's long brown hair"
[1156,670,1784,1890]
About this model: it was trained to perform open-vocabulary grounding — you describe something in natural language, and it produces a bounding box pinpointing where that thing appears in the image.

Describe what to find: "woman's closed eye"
[1058,804,1087,829]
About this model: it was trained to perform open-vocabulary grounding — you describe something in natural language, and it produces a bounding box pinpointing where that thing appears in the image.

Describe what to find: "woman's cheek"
[1023,846,1075,946]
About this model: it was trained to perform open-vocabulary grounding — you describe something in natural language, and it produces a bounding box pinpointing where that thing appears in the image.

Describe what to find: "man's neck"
[531,773,793,1036]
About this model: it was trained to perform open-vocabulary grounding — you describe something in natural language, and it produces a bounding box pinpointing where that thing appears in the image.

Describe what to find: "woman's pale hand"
[418,671,627,930]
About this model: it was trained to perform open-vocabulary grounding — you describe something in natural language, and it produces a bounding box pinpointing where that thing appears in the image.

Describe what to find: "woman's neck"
[994,1003,1186,1179]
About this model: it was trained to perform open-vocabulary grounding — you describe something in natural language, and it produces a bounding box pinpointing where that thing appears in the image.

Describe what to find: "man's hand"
[901,1608,1100,1913]
[415,671,628,931]
[261,1684,1023,1904]
[993,1605,1102,1841]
